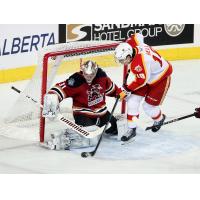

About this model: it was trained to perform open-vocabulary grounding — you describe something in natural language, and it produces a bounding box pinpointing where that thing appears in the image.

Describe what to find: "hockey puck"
[81,152,89,158]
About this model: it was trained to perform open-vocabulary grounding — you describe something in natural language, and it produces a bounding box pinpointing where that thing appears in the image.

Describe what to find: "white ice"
[0,59,200,173]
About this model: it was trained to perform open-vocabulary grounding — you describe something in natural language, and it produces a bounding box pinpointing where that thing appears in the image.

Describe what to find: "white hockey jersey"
[125,33,173,91]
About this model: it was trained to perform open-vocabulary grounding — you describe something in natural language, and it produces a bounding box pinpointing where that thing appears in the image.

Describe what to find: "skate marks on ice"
[0,135,38,152]
[72,129,200,160]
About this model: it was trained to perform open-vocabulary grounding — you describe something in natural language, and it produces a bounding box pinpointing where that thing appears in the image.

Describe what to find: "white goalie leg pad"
[42,94,60,119]
[66,128,99,149]
[142,101,160,118]
[46,130,71,150]
[46,126,100,150]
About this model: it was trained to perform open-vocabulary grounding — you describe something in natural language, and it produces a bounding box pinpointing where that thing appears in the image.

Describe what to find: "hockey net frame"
[4,41,128,143]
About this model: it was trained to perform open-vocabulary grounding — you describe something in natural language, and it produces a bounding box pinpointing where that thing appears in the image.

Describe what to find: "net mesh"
[1,41,120,142]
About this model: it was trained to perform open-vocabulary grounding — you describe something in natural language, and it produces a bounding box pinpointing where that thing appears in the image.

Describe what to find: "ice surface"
[0,59,200,173]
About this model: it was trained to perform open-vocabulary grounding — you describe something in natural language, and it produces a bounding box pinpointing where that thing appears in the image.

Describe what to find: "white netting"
[1,41,120,142]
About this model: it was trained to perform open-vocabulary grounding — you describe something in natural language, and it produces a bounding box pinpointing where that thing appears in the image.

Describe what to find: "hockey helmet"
[114,42,133,64]
[81,60,98,84]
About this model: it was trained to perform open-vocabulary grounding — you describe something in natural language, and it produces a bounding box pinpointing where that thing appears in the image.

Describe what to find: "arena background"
[0,24,199,83]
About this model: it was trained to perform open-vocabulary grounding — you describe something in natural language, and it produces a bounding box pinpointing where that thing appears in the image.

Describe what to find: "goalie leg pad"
[46,128,99,150]
[66,129,99,149]
[46,131,71,150]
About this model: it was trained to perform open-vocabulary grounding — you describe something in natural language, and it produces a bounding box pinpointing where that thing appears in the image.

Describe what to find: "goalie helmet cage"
[5,41,128,142]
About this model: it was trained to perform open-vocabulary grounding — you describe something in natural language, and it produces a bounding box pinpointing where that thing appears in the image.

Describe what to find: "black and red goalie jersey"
[48,68,119,118]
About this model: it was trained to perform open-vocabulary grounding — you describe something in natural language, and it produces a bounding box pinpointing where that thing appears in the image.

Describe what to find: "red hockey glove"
[194,107,200,118]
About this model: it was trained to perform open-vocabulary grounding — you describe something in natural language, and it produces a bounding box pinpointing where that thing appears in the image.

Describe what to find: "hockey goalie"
[42,60,120,150]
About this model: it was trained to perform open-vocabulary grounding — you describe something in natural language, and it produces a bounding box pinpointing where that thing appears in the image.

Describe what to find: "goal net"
[1,41,127,143]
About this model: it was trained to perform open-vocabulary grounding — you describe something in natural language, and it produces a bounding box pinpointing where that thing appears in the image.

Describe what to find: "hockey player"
[42,60,119,150]
[115,33,173,142]
[194,107,200,118]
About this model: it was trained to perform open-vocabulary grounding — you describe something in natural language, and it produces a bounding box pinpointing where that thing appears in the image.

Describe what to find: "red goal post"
[40,42,129,142]
[40,42,127,142]
[3,41,128,143]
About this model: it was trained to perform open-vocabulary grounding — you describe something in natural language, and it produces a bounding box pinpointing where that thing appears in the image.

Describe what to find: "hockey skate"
[151,114,166,132]
[121,128,136,142]
[105,126,118,136]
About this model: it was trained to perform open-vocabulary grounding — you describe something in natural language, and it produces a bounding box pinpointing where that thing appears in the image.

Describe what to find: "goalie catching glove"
[42,94,60,118]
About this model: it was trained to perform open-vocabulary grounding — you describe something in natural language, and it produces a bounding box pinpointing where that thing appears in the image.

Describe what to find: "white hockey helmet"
[81,60,98,84]
[114,42,133,64]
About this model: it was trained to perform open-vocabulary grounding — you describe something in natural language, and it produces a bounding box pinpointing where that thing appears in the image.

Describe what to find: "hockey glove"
[194,107,200,118]
[42,94,60,119]
[117,87,131,101]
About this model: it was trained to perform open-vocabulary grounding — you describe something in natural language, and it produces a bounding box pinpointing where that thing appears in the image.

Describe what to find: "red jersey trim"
[73,104,107,117]
[49,85,67,102]
[105,82,116,96]
[148,64,173,86]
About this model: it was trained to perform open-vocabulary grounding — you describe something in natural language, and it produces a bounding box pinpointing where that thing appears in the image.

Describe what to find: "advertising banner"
[0,24,58,69]
[59,24,194,46]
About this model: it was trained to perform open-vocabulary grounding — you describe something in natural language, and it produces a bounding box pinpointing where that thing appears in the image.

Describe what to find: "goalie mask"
[81,60,98,84]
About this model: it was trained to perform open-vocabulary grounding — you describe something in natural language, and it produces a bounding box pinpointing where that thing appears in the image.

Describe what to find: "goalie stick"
[81,96,120,158]
[145,113,195,131]
[11,86,105,139]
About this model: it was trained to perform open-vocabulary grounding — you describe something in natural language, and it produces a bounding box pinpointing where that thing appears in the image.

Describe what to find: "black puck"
[81,152,89,158]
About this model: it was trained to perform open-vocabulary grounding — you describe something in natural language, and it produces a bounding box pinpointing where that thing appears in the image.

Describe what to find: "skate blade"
[121,137,135,145]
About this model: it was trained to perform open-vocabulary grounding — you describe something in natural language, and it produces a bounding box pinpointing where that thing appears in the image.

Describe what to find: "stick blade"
[145,126,152,131]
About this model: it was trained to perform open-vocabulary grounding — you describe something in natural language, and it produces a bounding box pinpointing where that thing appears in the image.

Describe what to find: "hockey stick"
[81,96,120,158]
[145,113,195,131]
[11,86,105,139]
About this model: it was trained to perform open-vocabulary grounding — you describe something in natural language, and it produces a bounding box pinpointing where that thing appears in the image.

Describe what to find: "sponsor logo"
[0,33,55,56]
[88,84,103,106]
[67,24,91,41]
[92,24,163,41]
[62,24,193,46]
[67,24,164,42]
[164,24,185,37]
[135,65,143,72]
